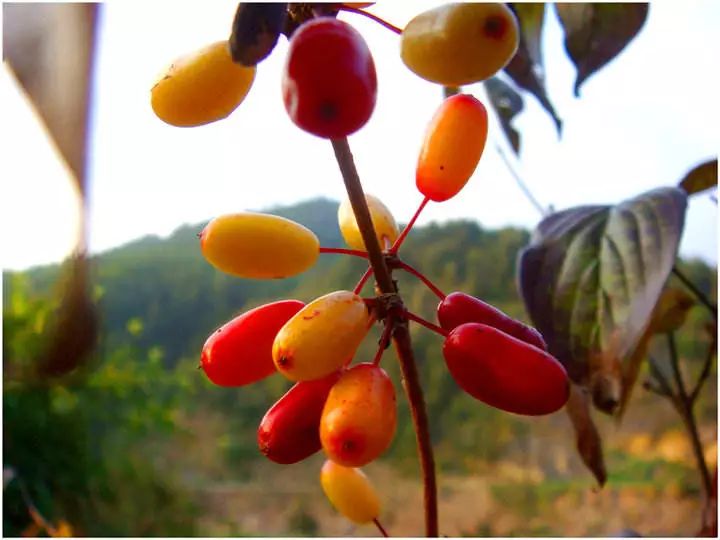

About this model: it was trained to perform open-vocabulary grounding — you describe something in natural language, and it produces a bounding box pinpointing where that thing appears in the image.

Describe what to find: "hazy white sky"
[2,1,718,271]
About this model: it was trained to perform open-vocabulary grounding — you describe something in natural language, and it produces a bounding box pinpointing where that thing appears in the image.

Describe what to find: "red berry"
[443,323,569,416]
[438,292,546,351]
[282,17,377,138]
[258,371,340,464]
[201,300,304,386]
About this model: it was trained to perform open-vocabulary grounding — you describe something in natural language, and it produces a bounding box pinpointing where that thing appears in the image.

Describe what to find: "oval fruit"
[320,363,396,467]
[443,323,569,415]
[416,94,488,202]
[273,291,372,381]
[201,300,304,386]
[401,3,519,85]
[151,40,256,127]
[282,18,377,138]
[338,194,399,251]
[258,371,340,464]
[320,460,380,524]
[200,213,319,279]
[438,292,547,350]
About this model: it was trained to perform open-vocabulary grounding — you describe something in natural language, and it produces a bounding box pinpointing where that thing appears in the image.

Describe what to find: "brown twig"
[672,266,718,319]
[647,356,681,410]
[330,137,438,537]
[690,332,717,404]
[665,332,714,497]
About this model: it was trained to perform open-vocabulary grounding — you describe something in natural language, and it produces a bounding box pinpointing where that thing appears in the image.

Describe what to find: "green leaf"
[518,188,687,403]
[485,77,524,154]
[555,3,649,96]
[504,4,562,134]
[679,159,718,195]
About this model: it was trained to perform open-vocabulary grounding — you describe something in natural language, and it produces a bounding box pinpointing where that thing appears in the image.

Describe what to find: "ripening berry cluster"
[151,2,569,530]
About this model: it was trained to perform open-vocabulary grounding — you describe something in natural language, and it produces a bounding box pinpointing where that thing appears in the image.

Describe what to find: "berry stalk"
[354,266,375,295]
[330,136,438,537]
[338,5,403,35]
[374,517,390,537]
[390,196,429,254]
[319,246,369,258]
[404,310,448,337]
[394,260,445,300]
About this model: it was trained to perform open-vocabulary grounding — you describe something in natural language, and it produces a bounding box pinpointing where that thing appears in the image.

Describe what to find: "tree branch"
[330,137,438,537]
[666,332,713,498]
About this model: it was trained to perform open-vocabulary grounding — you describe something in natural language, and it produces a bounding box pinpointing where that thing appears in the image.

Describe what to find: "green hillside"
[3,197,716,536]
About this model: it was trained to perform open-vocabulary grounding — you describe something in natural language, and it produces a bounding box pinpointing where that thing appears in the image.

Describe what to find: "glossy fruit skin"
[320,363,396,467]
[338,194,399,251]
[273,291,372,381]
[282,18,377,138]
[443,323,569,416]
[201,300,304,386]
[416,94,488,202]
[200,213,319,279]
[438,292,547,351]
[257,371,340,464]
[320,460,380,524]
[401,3,519,85]
[151,41,256,127]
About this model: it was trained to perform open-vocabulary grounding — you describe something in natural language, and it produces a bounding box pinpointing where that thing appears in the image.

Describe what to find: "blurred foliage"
[3,198,716,536]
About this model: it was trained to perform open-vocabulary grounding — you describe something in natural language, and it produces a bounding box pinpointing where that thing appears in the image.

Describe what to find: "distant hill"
[4,197,715,369]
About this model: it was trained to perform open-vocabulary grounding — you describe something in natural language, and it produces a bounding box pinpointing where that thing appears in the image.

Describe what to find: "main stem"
[330,137,438,537]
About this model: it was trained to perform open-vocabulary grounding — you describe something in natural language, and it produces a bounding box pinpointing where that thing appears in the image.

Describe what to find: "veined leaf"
[555,3,649,96]
[505,3,562,133]
[615,286,694,420]
[518,188,687,403]
[485,77,523,154]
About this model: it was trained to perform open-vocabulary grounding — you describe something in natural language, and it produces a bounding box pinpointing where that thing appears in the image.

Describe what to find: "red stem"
[354,266,375,295]
[404,310,448,338]
[320,247,369,258]
[374,518,390,537]
[395,261,446,300]
[338,5,403,35]
[390,196,430,254]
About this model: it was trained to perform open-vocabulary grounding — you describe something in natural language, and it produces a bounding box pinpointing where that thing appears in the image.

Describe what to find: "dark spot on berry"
[342,439,356,453]
[303,309,321,320]
[318,101,338,121]
[277,355,291,368]
[483,15,507,40]
[440,165,445,171]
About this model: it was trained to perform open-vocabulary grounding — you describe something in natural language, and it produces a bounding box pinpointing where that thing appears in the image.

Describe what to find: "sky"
[1,1,718,272]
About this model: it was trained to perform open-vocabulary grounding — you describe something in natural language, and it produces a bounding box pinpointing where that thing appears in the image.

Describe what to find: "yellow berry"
[151,40,255,127]
[273,291,372,381]
[320,460,381,524]
[401,3,519,86]
[337,195,399,251]
[200,213,319,279]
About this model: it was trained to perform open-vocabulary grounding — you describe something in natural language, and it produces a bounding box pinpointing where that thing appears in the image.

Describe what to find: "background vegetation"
[3,198,716,536]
